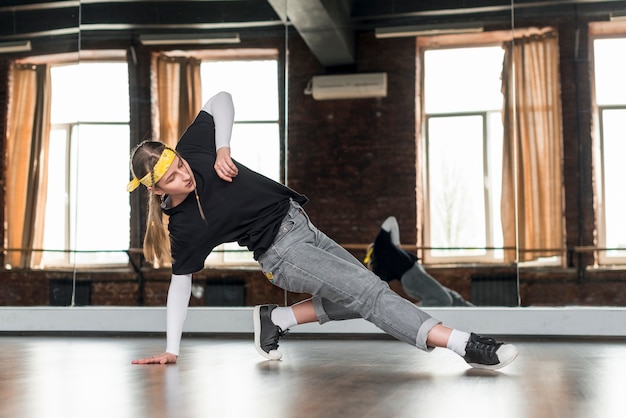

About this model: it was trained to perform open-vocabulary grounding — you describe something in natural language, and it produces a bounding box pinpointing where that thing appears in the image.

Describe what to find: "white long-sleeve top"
[201,91,234,150]
[165,273,192,355]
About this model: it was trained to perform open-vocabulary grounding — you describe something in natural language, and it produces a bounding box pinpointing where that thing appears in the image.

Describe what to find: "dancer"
[129,91,518,370]
[365,216,473,306]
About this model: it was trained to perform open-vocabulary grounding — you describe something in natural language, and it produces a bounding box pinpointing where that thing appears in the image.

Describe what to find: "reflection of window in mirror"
[419,29,563,267]
[200,58,280,266]
[423,46,505,263]
[590,22,626,265]
[43,59,130,268]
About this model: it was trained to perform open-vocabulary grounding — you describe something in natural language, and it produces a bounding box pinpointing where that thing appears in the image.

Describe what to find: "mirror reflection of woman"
[128,91,518,370]
[365,216,473,307]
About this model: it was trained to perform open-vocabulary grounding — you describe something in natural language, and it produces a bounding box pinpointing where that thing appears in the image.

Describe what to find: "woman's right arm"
[132,273,192,364]
[165,273,193,355]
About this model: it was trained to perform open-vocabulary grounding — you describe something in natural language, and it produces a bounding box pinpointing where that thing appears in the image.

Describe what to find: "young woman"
[364,216,473,306]
[129,91,518,370]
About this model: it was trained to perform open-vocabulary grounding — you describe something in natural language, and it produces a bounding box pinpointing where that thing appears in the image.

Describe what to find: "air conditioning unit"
[306,72,387,100]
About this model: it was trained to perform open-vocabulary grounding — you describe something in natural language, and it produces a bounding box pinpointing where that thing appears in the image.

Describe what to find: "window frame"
[589,21,626,265]
[418,33,510,265]
[39,55,131,269]
[417,28,563,266]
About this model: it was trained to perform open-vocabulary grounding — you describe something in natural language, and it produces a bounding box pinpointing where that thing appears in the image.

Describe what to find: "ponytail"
[129,140,173,267]
[143,191,171,267]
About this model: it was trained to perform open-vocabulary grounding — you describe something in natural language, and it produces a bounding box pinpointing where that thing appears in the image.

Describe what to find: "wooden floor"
[1,334,625,418]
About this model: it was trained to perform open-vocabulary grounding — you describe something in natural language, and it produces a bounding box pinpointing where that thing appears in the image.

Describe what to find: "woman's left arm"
[215,147,238,182]
[202,91,238,182]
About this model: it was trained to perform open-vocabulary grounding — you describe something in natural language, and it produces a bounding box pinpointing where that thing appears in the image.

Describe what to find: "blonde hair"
[129,141,172,266]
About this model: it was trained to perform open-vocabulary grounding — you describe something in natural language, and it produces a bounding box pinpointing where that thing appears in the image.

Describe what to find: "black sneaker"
[253,304,288,360]
[463,333,519,370]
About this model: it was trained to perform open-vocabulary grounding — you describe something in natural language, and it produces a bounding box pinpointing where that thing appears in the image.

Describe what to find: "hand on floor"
[132,352,178,365]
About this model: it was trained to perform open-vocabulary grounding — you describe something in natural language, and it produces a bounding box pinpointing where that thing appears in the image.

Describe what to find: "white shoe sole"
[253,305,282,360]
[468,344,519,370]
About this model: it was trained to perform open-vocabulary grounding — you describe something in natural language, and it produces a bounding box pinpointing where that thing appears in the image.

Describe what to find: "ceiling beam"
[268,0,354,67]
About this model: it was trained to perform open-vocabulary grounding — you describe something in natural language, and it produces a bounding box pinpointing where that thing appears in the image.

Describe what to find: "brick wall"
[286,33,418,250]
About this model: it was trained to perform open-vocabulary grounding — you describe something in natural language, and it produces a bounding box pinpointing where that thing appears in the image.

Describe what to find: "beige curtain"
[5,64,51,268]
[154,55,202,146]
[501,32,564,262]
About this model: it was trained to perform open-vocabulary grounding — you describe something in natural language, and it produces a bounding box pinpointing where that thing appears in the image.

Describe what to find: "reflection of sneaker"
[253,304,288,360]
[364,244,376,270]
[463,333,519,370]
[448,289,474,307]
[366,226,418,282]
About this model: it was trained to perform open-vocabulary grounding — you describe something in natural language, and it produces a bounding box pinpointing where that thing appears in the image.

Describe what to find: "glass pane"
[201,60,280,265]
[50,66,81,124]
[201,60,279,121]
[424,47,504,113]
[71,124,130,264]
[594,39,626,106]
[428,115,486,256]
[48,62,130,266]
[602,109,626,258]
[231,123,280,181]
[51,63,130,123]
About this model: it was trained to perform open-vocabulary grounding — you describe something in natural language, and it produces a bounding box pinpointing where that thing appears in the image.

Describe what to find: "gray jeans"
[257,200,439,351]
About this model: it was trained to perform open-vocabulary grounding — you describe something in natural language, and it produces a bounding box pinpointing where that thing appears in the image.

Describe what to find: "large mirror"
[0,0,81,306]
[2,1,626,319]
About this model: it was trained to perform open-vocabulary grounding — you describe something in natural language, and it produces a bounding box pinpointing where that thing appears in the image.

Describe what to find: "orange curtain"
[154,55,202,147]
[501,32,564,262]
[5,63,51,268]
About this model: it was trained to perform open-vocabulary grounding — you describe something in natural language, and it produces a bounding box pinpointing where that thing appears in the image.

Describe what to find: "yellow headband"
[126,147,177,192]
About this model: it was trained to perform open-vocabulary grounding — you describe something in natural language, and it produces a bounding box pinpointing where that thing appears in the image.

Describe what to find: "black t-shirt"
[162,111,308,275]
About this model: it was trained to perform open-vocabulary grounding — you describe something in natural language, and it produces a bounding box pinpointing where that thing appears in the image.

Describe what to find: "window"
[422,46,505,263]
[41,61,130,267]
[593,36,626,264]
[200,59,280,265]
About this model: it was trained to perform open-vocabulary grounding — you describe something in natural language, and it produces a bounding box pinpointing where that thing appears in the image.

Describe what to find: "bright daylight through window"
[42,62,130,267]
[423,46,504,263]
[594,37,626,263]
[200,59,280,265]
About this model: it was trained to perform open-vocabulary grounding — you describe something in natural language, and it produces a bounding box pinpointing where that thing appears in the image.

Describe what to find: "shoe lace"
[267,327,289,350]
[468,335,502,353]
